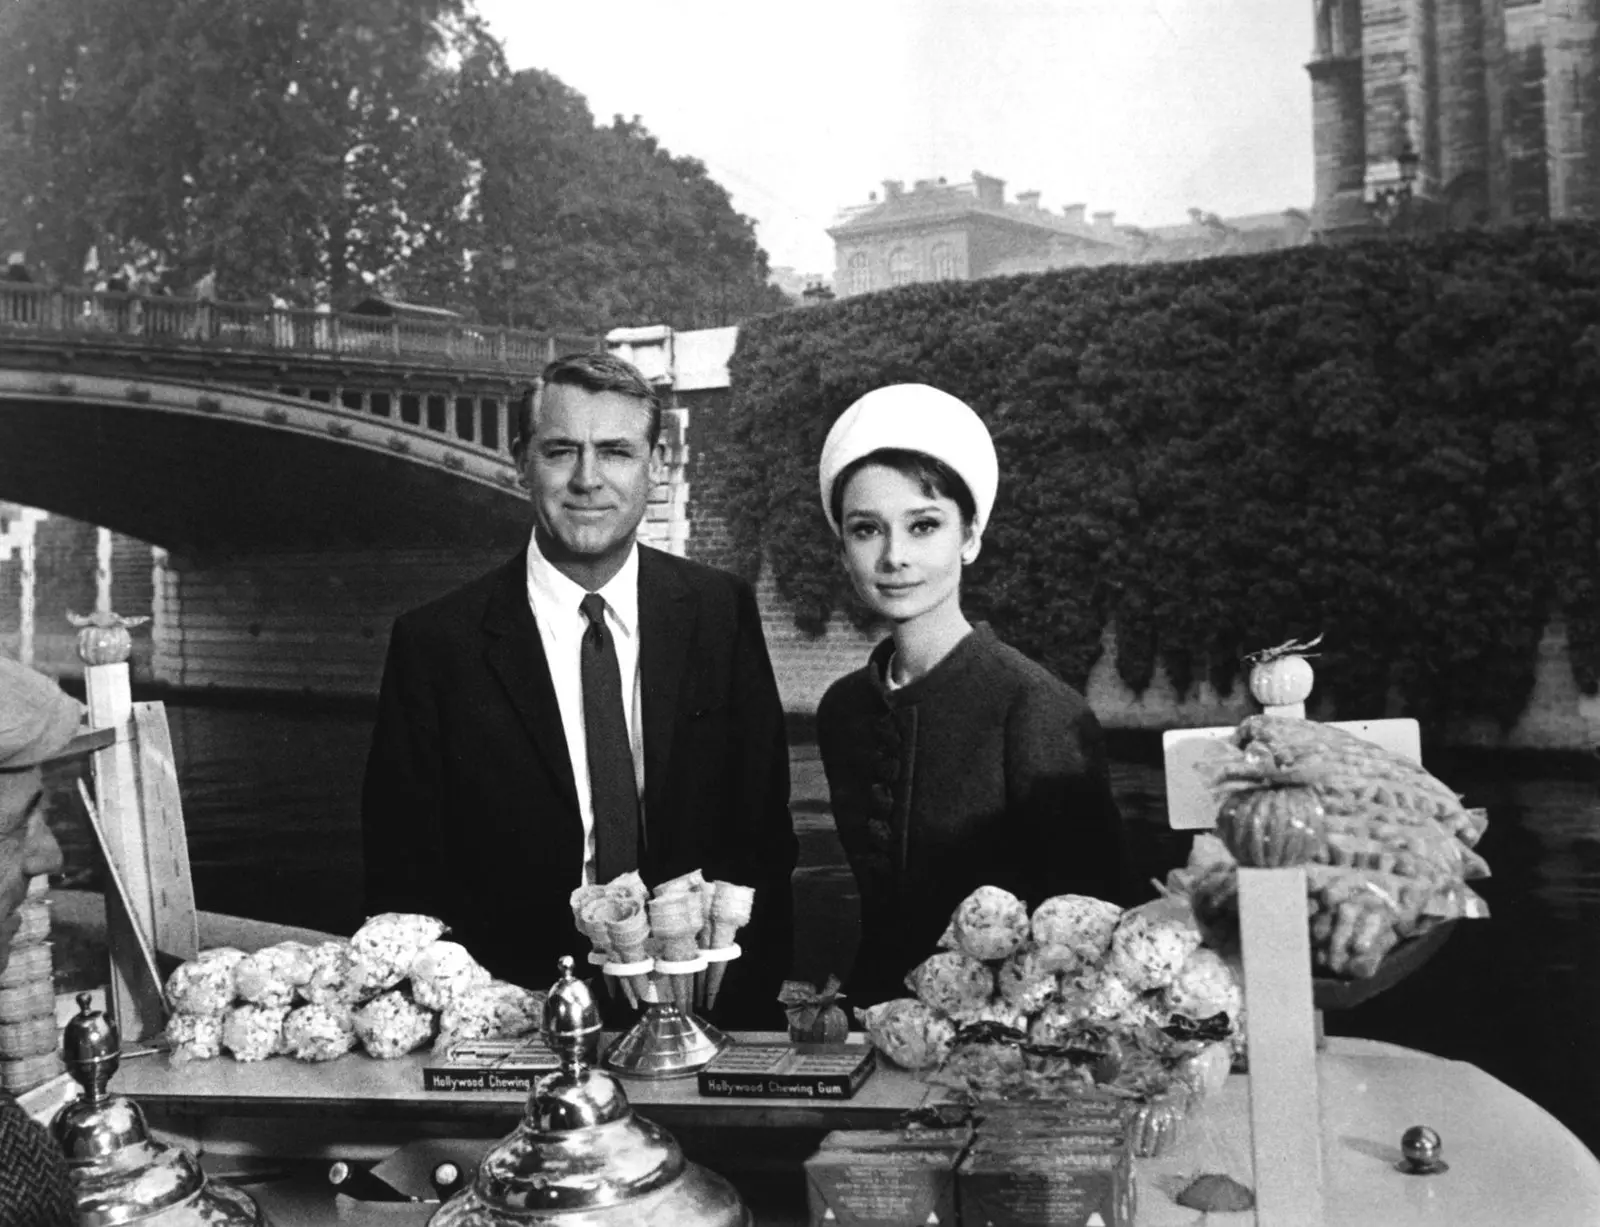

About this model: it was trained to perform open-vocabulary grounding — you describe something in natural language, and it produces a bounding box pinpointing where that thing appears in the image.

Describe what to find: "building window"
[930,242,958,281]
[888,247,914,286]
[846,252,870,295]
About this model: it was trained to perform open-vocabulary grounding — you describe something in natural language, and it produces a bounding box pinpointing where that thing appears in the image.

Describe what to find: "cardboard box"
[698,1042,876,1100]
[806,1127,970,1227]
[958,1134,1135,1227]
[973,1100,1130,1140]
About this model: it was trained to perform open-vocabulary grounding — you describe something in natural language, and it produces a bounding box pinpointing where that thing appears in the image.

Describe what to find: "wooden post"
[18,510,36,668]
[72,611,169,1042]
[95,527,113,615]
[1238,867,1325,1226]
[83,658,166,1040]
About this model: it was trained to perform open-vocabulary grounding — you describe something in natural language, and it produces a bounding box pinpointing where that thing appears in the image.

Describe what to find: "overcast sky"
[476,0,1315,277]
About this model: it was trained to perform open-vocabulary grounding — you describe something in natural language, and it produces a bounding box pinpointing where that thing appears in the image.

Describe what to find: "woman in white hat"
[815,384,1130,1008]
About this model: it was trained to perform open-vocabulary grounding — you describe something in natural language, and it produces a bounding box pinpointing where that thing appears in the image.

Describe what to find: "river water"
[39,700,1600,1158]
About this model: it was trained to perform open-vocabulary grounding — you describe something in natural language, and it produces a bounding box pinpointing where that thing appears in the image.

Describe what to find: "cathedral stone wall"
[1312,0,1600,235]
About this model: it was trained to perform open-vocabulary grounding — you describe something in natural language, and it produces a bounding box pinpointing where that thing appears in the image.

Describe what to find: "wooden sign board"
[1237,867,1325,1226]
[133,702,199,964]
[1162,717,1422,831]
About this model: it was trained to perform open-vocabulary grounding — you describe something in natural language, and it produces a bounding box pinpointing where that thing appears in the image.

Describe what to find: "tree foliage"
[0,0,785,329]
[723,224,1600,728]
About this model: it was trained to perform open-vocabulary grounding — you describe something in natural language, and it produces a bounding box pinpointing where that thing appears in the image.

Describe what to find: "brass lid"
[433,957,692,1222]
[52,994,263,1226]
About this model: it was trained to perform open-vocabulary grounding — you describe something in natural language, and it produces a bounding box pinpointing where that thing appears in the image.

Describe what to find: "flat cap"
[0,656,93,771]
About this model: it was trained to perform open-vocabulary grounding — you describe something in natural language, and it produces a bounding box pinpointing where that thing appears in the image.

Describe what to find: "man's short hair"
[516,351,663,451]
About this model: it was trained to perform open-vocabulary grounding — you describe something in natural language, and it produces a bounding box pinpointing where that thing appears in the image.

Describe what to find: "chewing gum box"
[805,1127,970,1227]
[957,1126,1135,1227]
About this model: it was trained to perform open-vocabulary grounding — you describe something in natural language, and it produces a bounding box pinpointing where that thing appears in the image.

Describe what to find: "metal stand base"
[603,1003,729,1079]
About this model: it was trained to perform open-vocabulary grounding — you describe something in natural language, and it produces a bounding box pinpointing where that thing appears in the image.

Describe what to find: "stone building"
[1310,0,1600,238]
[828,173,1309,298]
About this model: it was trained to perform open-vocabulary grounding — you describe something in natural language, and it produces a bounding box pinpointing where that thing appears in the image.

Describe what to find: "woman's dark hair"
[830,448,977,530]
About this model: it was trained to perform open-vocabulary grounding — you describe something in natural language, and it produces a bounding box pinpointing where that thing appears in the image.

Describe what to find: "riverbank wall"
[3,506,1596,750]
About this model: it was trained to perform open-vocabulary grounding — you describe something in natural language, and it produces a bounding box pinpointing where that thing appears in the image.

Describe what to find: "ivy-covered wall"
[721,224,1600,732]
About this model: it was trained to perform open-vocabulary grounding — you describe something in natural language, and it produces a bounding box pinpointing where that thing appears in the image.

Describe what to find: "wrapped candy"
[352,990,435,1060]
[860,998,957,1071]
[234,942,315,1008]
[972,999,1030,1033]
[1064,967,1151,1026]
[350,913,448,994]
[221,1004,289,1063]
[164,1012,224,1064]
[436,981,545,1052]
[904,951,995,1023]
[1029,895,1124,973]
[1027,999,1093,1046]
[165,948,245,1016]
[995,945,1061,1015]
[409,941,491,1011]
[303,940,363,1006]
[1161,947,1243,1024]
[939,886,1030,962]
[1106,896,1203,992]
[778,977,850,1043]
[283,1003,357,1062]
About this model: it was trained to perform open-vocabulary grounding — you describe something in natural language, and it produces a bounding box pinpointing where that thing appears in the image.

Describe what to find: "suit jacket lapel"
[481,553,580,813]
[638,548,694,830]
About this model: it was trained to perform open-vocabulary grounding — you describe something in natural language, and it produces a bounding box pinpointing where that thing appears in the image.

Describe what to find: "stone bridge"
[0,285,689,693]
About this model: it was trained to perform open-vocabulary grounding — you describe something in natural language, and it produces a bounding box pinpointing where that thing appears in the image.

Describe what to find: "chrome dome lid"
[430,956,749,1227]
[51,992,264,1226]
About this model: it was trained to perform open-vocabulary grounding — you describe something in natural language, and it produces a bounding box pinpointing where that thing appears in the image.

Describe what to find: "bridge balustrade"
[0,282,589,374]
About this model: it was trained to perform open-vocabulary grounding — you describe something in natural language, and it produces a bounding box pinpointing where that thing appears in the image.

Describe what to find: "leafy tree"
[0,0,496,301]
[422,69,787,332]
[1,3,788,332]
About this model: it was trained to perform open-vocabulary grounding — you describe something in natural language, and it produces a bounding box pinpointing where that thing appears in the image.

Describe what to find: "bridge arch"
[0,368,531,553]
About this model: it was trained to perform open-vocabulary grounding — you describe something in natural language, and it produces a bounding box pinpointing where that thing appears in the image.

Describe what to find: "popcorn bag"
[861,884,1247,1160]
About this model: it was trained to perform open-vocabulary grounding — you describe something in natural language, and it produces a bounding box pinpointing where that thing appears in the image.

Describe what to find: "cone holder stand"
[600,945,741,1079]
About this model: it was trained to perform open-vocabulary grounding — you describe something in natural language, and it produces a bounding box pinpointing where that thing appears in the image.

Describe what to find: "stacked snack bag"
[161,912,544,1066]
[0,877,61,1092]
[860,885,1239,1157]
[569,870,754,1013]
[1183,714,1491,976]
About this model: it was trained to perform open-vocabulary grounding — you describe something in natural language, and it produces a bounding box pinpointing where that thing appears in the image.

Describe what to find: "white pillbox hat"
[817,384,999,536]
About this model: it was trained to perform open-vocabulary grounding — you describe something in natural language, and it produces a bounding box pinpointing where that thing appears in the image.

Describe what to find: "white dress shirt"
[525,536,645,885]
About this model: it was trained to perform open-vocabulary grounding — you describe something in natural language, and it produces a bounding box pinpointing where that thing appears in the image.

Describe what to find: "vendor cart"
[21,629,1600,1225]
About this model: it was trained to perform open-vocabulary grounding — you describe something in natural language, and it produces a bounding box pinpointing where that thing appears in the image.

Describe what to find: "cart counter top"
[100,1034,1600,1226]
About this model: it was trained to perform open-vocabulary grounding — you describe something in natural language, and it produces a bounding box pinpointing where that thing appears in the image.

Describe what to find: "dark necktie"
[579,593,638,883]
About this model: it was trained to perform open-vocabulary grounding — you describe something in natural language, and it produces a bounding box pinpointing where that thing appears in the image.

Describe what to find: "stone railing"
[0,282,592,373]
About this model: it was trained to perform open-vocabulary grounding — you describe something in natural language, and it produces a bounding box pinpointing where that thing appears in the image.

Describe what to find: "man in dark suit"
[361,352,797,1028]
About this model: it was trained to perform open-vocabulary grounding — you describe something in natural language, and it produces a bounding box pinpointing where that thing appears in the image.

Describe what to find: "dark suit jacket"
[361,544,798,1029]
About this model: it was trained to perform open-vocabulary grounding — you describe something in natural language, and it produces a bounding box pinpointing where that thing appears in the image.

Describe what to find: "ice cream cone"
[605,904,651,1007]
[703,882,754,1008]
[705,959,732,1009]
